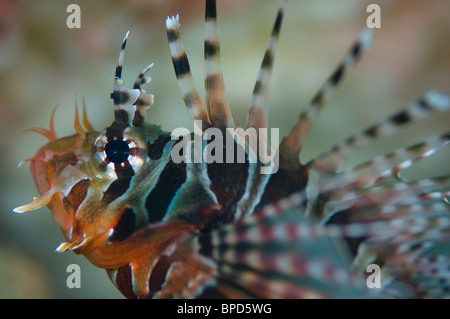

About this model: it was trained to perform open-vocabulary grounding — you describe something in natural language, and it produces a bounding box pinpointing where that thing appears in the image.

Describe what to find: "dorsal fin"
[245,0,287,131]
[280,28,374,163]
[204,0,235,129]
[166,15,210,129]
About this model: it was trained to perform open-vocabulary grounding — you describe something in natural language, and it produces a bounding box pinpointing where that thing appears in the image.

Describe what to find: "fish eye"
[92,127,147,178]
[105,139,130,164]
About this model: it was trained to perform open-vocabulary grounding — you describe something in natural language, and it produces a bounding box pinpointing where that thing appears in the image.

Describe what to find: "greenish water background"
[0,0,449,298]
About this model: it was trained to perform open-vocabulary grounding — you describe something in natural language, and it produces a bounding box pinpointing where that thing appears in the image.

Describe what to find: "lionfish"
[14,0,450,299]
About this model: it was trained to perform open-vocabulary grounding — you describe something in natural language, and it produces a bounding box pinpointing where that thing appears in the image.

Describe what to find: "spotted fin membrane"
[14,0,449,298]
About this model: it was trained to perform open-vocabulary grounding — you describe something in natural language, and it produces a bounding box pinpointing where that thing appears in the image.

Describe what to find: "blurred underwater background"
[0,0,449,298]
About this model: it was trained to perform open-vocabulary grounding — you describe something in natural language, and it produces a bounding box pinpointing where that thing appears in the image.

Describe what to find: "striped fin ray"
[204,0,235,128]
[319,131,450,194]
[202,207,368,298]
[280,28,374,161]
[328,201,450,224]
[342,219,450,298]
[407,256,450,298]
[399,191,450,206]
[246,0,287,130]
[166,15,210,127]
[302,130,449,222]
[354,240,436,297]
[310,91,450,172]
[322,176,450,221]
[372,135,450,187]
[110,31,140,125]
[326,206,450,240]
[231,0,287,220]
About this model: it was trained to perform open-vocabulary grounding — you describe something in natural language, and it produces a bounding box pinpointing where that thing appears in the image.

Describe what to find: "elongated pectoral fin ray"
[325,176,450,221]
[318,132,450,196]
[310,91,450,173]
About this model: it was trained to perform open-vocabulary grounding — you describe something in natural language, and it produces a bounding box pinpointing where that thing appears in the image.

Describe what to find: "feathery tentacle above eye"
[110,31,141,125]
[204,0,235,129]
[166,14,210,127]
[246,0,287,131]
[280,28,374,161]
[132,63,155,126]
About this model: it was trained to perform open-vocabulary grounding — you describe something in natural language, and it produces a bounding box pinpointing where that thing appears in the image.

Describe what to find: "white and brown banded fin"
[399,191,450,206]
[308,132,449,218]
[280,28,374,161]
[166,14,210,128]
[347,230,450,298]
[320,132,450,194]
[204,0,235,129]
[334,201,450,225]
[204,206,366,298]
[372,133,450,186]
[324,176,450,219]
[409,256,450,298]
[229,0,287,220]
[323,175,450,216]
[246,0,287,131]
[310,91,450,172]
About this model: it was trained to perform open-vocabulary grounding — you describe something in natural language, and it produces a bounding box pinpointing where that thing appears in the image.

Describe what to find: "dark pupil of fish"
[105,139,130,164]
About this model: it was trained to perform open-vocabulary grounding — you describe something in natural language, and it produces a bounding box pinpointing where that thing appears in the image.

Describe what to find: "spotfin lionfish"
[14,0,450,299]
